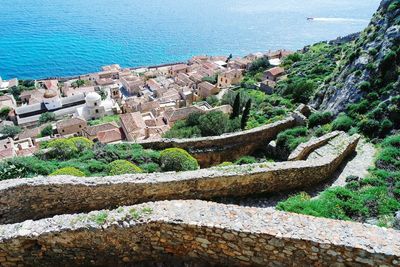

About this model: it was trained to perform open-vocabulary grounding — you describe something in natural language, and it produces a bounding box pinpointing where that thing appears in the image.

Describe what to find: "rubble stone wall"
[138,116,300,167]
[0,200,399,267]
[0,135,359,224]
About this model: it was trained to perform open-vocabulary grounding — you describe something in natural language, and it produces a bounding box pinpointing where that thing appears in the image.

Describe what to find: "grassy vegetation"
[88,114,120,126]
[277,135,400,227]
[277,43,343,104]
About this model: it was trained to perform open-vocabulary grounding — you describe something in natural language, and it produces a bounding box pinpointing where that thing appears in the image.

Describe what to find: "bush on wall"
[160,148,199,172]
[108,160,142,176]
[50,167,85,177]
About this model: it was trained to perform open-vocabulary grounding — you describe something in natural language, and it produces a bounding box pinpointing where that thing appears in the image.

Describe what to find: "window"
[95,109,99,113]
[94,102,97,106]
[62,129,65,133]
[79,125,82,128]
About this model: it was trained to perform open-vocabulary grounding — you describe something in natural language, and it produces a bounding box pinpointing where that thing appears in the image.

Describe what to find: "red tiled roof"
[266,67,285,77]
[97,128,124,144]
[120,112,146,133]
[83,122,119,137]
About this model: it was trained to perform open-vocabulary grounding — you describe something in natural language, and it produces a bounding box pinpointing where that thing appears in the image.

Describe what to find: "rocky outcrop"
[314,0,400,114]
[0,134,359,224]
[0,200,399,267]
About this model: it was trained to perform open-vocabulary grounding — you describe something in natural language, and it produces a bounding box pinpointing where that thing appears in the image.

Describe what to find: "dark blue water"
[0,0,380,79]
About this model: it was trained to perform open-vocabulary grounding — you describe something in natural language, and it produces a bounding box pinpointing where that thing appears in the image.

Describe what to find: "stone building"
[217,69,243,88]
[56,116,87,136]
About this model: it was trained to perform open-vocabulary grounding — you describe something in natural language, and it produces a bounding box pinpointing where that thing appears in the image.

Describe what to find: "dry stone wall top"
[0,200,399,266]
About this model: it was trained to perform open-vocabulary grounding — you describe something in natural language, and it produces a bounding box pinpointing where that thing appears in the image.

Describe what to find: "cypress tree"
[241,99,252,130]
[231,93,241,119]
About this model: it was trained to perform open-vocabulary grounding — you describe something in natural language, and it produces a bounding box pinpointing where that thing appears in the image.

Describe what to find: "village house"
[264,67,285,81]
[109,84,122,102]
[120,112,147,141]
[63,86,96,97]
[120,75,145,95]
[168,64,189,77]
[82,122,120,140]
[56,116,87,136]
[15,92,87,127]
[0,138,16,160]
[162,105,206,126]
[20,88,61,105]
[0,77,18,91]
[18,124,49,140]
[97,128,124,144]
[37,80,59,91]
[217,69,243,88]
[159,88,181,103]
[197,81,219,99]
[266,49,293,60]
[259,79,277,95]
[227,57,251,70]
[0,137,38,160]
[175,73,194,87]
[0,94,17,110]
[14,138,38,157]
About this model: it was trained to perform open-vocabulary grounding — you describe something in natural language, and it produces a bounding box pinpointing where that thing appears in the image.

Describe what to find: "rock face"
[314,0,400,114]
[0,200,399,267]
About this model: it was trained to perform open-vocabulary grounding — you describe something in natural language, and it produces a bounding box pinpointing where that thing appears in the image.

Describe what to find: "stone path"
[216,137,376,209]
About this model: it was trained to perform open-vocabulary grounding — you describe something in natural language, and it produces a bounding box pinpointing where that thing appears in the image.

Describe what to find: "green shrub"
[235,156,257,165]
[0,125,22,138]
[281,79,316,104]
[308,112,333,128]
[69,137,94,152]
[108,160,142,175]
[314,123,333,137]
[160,148,198,172]
[46,138,78,159]
[276,127,309,152]
[198,111,233,137]
[332,114,353,131]
[218,162,234,167]
[40,125,53,137]
[205,95,219,107]
[0,107,11,119]
[50,167,85,177]
[38,112,56,124]
[357,119,380,137]
[380,50,397,72]
[388,0,400,12]
[380,119,393,136]
[358,81,371,92]
[139,163,160,173]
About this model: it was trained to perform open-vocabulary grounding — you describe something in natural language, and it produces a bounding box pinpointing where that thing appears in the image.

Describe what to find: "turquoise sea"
[0,0,380,79]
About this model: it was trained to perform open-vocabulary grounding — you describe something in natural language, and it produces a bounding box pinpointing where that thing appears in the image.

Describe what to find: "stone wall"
[288,131,341,161]
[0,134,359,224]
[137,115,301,167]
[0,200,399,267]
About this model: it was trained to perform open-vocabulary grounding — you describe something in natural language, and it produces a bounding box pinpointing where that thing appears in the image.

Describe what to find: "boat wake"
[309,17,369,23]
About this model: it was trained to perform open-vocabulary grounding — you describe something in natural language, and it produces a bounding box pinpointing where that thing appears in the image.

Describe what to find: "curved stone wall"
[0,134,359,224]
[0,200,399,266]
[138,115,301,167]
[288,131,341,161]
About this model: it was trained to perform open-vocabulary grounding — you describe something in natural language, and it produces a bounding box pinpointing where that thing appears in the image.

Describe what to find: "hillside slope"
[314,0,400,115]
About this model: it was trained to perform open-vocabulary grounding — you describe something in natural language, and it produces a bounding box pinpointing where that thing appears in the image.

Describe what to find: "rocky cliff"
[314,0,400,114]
